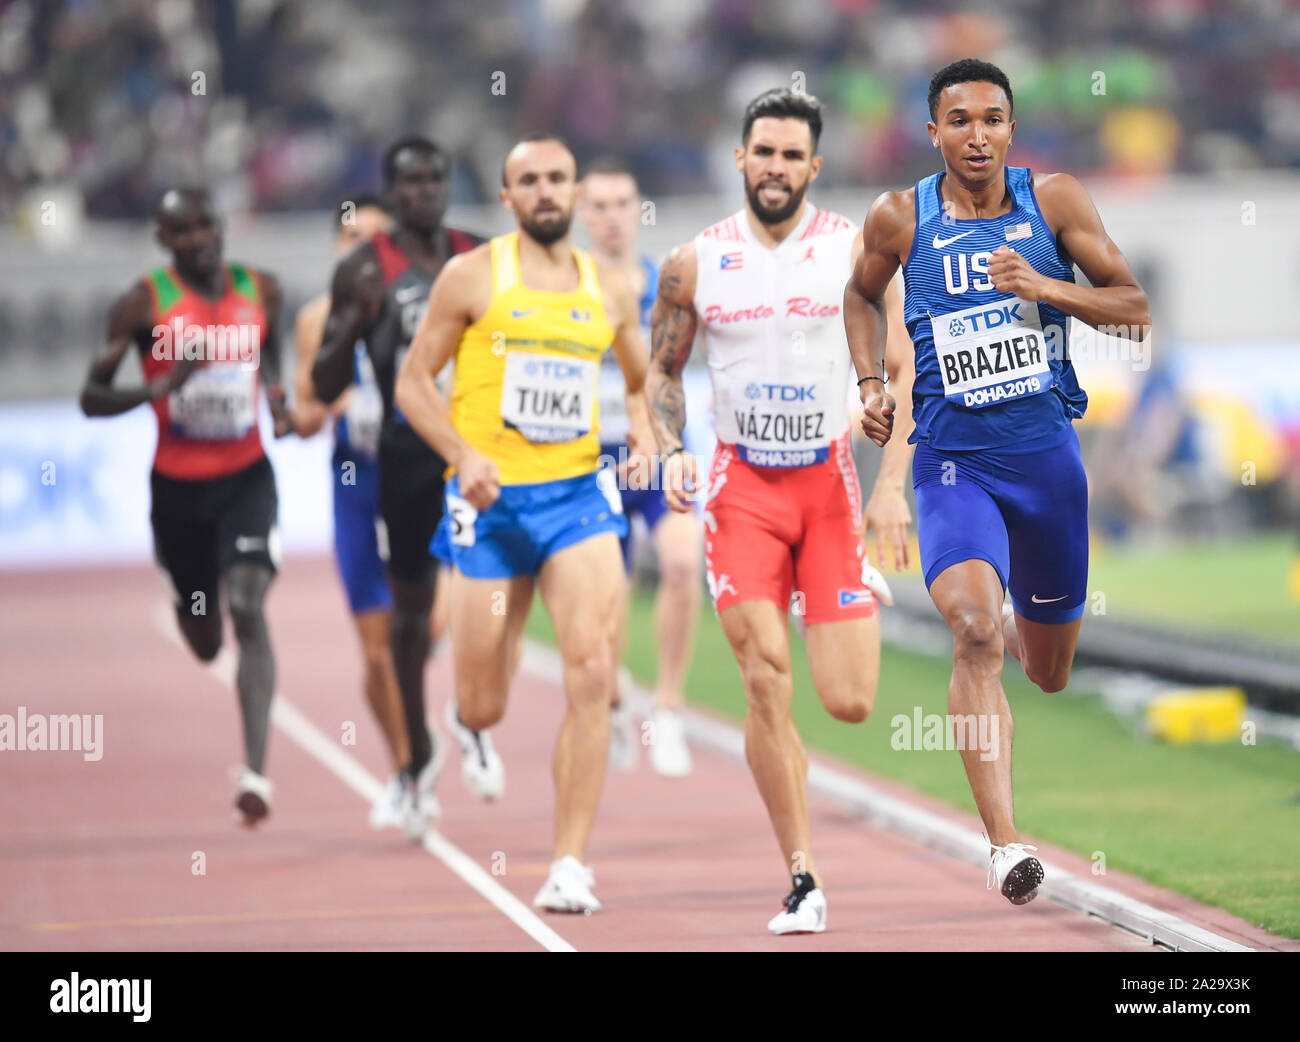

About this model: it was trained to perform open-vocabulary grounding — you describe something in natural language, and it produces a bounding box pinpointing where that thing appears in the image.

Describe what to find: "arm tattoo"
[650,296,693,377]
[649,273,695,444]
[651,377,686,446]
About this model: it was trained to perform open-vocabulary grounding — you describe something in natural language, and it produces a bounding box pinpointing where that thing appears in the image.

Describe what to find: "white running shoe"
[234,767,272,827]
[533,855,601,914]
[368,774,405,830]
[608,698,639,772]
[400,732,445,842]
[444,699,505,800]
[649,708,692,777]
[767,875,827,935]
[987,839,1044,905]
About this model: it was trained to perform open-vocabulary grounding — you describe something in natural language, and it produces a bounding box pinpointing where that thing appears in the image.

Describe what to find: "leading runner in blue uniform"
[846,59,1150,905]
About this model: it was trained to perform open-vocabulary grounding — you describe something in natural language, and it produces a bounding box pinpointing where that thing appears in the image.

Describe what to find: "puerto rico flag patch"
[1004,222,1032,242]
[720,251,744,271]
[838,588,877,608]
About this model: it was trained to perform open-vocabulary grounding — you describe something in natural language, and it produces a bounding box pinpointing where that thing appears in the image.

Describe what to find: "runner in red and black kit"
[79,186,294,826]
[312,136,483,837]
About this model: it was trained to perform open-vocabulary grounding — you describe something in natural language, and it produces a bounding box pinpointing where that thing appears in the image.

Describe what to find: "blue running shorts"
[438,468,629,580]
[332,448,391,614]
[913,427,1088,624]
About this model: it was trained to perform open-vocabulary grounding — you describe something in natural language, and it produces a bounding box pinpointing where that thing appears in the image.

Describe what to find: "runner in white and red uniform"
[649,89,916,935]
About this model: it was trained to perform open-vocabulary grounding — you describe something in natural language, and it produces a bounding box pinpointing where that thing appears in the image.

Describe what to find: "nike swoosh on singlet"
[394,285,424,304]
[932,230,976,249]
[511,308,540,318]
[1030,594,1068,604]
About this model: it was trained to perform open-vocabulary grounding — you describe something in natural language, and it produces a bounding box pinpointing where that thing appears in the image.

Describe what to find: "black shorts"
[151,456,280,611]
[378,440,446,585]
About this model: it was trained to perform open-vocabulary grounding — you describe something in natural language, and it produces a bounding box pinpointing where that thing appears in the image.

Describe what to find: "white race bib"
[595,465,624,515]
[595,357,629,444]
[501,352,596,443]
[169,364,256,440]
[342,348,382,458]
[446,493,477,547]
[930,296,1053,409]
[729,373,830,468]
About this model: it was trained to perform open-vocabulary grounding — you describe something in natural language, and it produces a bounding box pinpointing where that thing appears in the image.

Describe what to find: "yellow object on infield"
[1145,687,1247,744]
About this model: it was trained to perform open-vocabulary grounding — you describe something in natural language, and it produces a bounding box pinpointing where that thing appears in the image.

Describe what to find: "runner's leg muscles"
[720,599,818,884]
[176,601,222,662]
[431,565,452,648]
[652,511,702,710]
[449,571,533,731]
[539,534,623,862]
[388,575,433,770]
[225,561,275,774]
[1009,615,1082,694]
[804,616,879,723]
[929,559,1017,847]
[354,608,410,770]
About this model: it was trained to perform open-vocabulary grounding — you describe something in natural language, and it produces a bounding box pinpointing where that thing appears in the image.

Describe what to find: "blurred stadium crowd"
[5,0,1300,221]
[2,0,1298,550]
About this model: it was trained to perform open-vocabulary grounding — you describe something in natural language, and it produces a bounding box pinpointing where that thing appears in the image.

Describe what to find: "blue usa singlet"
[903,166,1087,451]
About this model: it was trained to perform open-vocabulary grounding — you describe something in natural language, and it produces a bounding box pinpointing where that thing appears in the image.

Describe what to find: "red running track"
[1,558,1294,952]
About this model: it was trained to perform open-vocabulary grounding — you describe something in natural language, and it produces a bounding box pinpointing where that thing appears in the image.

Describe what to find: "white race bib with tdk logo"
[728,370,830,468]
[169,364,256,440]
[501,352,596,443]
[930,296,1053,409]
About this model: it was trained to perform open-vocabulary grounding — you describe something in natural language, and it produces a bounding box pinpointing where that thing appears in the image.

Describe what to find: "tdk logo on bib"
[744,383,816,402]
[524,359,585,380]
[948,302,1024,337]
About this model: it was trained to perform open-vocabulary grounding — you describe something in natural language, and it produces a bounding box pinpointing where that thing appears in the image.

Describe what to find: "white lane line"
[521,638,1254,953]
[153,607,576,953]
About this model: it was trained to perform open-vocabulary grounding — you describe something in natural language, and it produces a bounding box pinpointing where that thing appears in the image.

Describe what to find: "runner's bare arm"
[394,249,484,469]
[257,270,294,436]
[599,262,653,456]
[311,242,385,404]
[989,172,1150,338]
[881,277,915,449]
[79,281,196,416]
[861,276,917,569]
[846,191,911,447]
[647,243,699,453]
[292,295,339,437]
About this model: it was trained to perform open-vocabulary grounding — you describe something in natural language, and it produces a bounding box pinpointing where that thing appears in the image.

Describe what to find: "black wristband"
[857,375,886,387]
[663,445,685,459]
